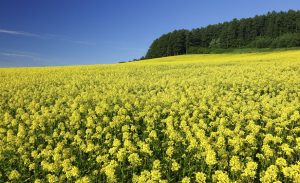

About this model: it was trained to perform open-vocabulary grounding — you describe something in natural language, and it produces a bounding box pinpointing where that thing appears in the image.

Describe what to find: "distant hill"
[145,10,300,59]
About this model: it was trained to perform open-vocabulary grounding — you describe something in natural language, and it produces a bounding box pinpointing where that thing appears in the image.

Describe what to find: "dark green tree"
[145,10,300,59]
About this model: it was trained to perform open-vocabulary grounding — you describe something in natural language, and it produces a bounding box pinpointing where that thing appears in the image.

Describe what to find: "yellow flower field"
[0,50,299,182]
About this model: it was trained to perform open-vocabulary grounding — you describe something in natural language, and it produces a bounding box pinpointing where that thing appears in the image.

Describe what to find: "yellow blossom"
[195,172,206,183]
[8,170,20,180]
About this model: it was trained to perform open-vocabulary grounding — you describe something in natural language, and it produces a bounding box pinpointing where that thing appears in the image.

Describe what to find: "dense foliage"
[145,10,300,59]
[0,50,300,182]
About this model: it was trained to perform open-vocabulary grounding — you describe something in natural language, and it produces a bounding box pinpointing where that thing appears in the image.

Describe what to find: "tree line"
[145,10,300,59]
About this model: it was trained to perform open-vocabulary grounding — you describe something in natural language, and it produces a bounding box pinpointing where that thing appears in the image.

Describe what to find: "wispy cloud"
[0,28,94,46]
[0,29,41,37]
[0,51,39,59]
[0,50,45,67]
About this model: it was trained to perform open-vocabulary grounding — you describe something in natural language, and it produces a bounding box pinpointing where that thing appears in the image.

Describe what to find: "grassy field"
[0,50,299,182]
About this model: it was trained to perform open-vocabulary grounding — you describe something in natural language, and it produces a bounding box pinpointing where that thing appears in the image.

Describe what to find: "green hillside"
[145,10,300,59]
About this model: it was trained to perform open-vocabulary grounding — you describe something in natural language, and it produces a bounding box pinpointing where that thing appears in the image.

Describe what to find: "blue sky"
[0,0,300,66]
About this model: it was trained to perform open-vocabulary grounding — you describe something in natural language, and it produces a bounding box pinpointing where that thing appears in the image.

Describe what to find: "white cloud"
[0,29,41,37]
[0,28,94,46]
[0,51,38,59]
